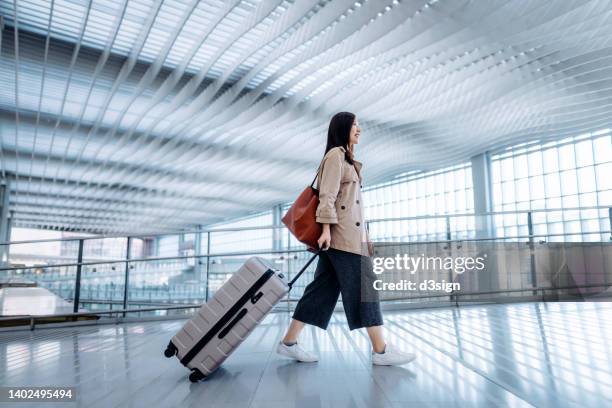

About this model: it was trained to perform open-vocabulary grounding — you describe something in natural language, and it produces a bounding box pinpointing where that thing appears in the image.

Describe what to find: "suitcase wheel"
[189,369,205,383]
[164,341,178,358]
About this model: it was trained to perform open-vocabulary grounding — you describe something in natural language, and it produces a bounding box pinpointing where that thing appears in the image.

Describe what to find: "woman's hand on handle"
[318,224,331,250]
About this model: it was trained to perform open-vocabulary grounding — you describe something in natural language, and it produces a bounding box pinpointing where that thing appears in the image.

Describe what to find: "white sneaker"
[276,341,318,362]
[372,343,416,366]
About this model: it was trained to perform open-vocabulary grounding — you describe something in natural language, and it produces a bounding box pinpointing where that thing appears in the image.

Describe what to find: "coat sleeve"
[315,149,343,224]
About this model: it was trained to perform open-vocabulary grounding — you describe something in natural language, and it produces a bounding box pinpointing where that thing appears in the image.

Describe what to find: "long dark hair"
[325,111,356,164]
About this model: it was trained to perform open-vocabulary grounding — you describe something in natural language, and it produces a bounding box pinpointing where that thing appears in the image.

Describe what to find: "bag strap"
[310,162,322,188]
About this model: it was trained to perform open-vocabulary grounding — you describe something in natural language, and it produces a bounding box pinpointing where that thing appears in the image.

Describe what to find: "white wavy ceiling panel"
[0,0,611,234]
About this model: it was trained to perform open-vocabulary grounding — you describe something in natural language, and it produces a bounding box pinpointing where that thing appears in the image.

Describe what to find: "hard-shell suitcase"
[163,252,319,382]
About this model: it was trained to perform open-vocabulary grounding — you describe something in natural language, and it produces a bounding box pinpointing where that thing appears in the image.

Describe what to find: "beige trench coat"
[315,146,371,256]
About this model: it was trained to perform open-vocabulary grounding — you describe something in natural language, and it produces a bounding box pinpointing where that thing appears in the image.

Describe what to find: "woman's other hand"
[318,224,331,250]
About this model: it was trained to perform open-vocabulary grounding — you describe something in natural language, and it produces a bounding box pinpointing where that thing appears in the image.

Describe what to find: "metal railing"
[1,205,610,246]
[0,206,610,328]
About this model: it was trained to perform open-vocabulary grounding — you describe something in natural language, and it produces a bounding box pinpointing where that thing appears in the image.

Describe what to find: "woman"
[276,112,415,366]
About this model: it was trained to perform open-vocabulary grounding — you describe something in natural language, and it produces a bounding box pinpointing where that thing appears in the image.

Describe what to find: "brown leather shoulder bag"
[281,165,322,252]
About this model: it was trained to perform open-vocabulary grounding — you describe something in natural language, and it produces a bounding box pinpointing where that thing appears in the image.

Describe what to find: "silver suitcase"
[164,253,318,382]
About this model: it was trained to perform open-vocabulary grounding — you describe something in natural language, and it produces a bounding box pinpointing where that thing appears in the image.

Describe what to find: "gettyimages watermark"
[368,252,487,294]
[359,241,612,303]
[372,253,486,292]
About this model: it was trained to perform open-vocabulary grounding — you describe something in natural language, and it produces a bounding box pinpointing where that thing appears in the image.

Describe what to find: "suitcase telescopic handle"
[288,250,320,289]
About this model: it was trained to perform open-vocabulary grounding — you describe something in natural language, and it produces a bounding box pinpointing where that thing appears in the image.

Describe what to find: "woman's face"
[349,118,361,146]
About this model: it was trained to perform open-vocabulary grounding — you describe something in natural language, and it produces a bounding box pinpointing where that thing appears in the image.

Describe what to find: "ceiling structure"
[1,0,611,234]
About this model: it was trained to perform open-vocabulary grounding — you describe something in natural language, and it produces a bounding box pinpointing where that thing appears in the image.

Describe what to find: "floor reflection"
[0,302,609,407]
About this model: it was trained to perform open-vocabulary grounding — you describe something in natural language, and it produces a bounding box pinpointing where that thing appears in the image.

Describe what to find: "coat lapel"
[338,145,363,182]
[353,160,363,183]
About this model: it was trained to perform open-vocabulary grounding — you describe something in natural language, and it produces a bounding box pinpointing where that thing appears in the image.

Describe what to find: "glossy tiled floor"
[1,302,611,407]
